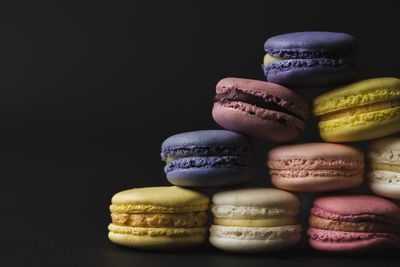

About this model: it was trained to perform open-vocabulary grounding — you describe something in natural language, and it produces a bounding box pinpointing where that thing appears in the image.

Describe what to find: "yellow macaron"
[108,186,209,249]
[313,77,400,142]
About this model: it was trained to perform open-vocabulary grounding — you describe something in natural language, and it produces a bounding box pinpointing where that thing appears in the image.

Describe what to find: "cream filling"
[213,217,297,227]
[211,205,299,219]
[263,54,285,65]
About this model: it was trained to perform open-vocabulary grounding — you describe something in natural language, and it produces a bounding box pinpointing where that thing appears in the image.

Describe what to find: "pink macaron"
[308,194,400,253]
[267,143,364,192]
[212,78,309,142]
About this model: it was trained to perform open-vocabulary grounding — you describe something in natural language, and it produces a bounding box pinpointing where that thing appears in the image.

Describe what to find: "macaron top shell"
[111,186,209,212]
[369,137,400,164]
[313,195,400,222]
[264,31,358,56]
[313,77,400,115]
[212,188,301,210]
[161,130,254,158]
[215,77,309,120]
[268,143,363,161]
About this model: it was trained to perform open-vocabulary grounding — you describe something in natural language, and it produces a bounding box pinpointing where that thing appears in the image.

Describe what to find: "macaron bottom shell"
[308,228,400,253]
[108,224,207,249]
[263,61,356,88]
[209,225,302,253]
[271,175,363,192]
[318,107,400,142]
[166,167,257,187]
[368,181,400,200]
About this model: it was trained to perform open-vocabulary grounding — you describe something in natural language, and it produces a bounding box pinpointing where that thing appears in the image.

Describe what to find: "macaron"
[368,137,400,199]
[210,188,302,253]
[212,78,309,142]
[267,143,364,192]
[161,130,256,187]
[313,77,400,142]
[108,186,209,249]
[262,31,357,87]
[308,195,400,253]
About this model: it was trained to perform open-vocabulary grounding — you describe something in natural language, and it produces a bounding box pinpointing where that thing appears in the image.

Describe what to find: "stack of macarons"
[107,31,400,254]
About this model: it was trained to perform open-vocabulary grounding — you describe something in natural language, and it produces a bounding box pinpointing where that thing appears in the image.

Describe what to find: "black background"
[1,1,400,266]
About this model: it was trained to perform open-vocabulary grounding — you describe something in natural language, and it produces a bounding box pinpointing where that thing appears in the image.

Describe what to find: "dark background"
[1,0,400,266]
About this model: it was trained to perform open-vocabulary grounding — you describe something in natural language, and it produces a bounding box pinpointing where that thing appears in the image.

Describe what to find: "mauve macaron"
[212,78,309,142]
[308,195,400,253]
[267,143,364,192]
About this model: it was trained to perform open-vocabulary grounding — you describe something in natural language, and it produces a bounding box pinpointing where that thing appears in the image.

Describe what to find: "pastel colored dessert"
[267,143,364,192]
[212,78,309,142]
[108,186,209,249]
[210,188,302,253]
[314,77,400,142]
[161,130,256,187]
[368,137,400,199]
[308,195,400,253]
[262,31,358,87]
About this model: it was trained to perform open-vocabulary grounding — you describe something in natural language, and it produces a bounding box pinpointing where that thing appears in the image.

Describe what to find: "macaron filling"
[164,156,255,173]
[214,88,305,121]
[161,145,253,159]
[371,162,400,173]
[213,217,297,227]
[111,211,207,228]
[309,215,397,233]
[265,48,355,60]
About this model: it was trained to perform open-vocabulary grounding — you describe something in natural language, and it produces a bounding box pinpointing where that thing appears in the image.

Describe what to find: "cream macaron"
[209,188,302,253]
[368,138,400,199]
[108,186,209,249]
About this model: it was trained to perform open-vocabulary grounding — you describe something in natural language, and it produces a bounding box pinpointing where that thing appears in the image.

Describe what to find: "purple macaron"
[161,130,256,187]
[262,31,358,88]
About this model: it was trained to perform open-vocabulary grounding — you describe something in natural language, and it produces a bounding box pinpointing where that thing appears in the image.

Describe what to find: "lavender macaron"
[161,130,257,187]
[262,31,358,87]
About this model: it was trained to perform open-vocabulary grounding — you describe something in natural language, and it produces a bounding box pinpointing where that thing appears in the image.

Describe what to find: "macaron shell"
[318,106,400,142]
[161,130,253,153]
[313,77,400,115]
[264,31,358,52]
[209,224,302,253]
[108,225,207,249]
[212,104,303,142]
[313,195,400,222]
[308,228,400,253]
[369,137,400,164]
[267,142,364,161]
[110,186,209,213]
[166,167,256,187]
[369,178,400,200]
[271,174,363,192]
[212,187,301,209]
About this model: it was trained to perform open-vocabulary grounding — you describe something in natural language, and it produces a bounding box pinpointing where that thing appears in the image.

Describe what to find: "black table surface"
[1,0,400,266]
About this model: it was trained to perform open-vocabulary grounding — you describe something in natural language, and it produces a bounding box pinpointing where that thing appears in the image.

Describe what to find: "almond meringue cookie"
[209,188,302,253]
[108,186,209,249]
[368,138,400,199]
